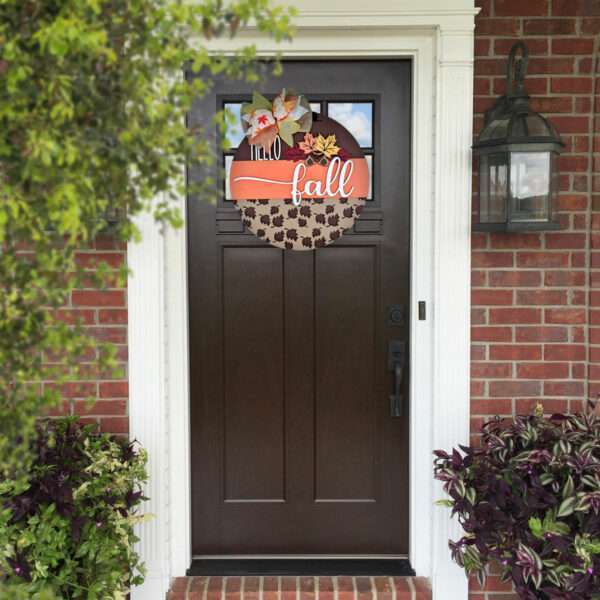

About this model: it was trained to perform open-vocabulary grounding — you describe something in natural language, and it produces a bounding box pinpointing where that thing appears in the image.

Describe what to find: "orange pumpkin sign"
[229,90,370,250]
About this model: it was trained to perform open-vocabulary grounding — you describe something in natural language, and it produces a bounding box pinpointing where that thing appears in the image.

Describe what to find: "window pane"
[366,154,373,200]
[223,103,246,149]
[224,155,233,200]
[328,102,373,147]
[510,152,550,221]
[483,154,508,223]
[310,102,321,113]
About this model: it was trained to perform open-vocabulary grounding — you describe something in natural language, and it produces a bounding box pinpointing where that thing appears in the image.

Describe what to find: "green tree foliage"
[0,0,293,476]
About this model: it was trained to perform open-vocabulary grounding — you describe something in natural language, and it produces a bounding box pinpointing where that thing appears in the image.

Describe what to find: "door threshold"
[187,558,415,577]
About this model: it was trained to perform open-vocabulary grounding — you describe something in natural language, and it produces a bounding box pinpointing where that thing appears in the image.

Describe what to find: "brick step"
[167,576,431,600]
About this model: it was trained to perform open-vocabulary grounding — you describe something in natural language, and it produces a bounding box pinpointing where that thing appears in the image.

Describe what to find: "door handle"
[388,340,406,417]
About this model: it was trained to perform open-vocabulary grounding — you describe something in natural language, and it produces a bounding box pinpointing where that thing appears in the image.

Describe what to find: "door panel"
[188,60,411,556]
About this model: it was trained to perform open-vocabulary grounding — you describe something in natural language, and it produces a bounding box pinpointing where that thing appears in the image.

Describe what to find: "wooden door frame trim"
[128,4,477,599]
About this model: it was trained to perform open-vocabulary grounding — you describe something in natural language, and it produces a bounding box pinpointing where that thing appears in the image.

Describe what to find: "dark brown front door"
[188,61,411,556]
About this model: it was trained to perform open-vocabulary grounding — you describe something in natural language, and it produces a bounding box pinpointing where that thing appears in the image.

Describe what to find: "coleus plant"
[434,407,600,600]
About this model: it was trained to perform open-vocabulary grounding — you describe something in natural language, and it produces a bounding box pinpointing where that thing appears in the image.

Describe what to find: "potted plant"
[434,406,600,599]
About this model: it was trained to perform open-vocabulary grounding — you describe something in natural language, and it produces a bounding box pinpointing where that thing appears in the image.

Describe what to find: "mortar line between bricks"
[203,577,209,600]
[406,578,415,600]
[223,577,228,600]
[296,576,300,600]
[185,575,193,600]
[352,576,357,600]
[333,576,339,600]
[370,577,376,600]
[315,575,320,600]
[278,576,282,599]
[388,578,395,600]
[241,576,246,600]
[259,576,264,600]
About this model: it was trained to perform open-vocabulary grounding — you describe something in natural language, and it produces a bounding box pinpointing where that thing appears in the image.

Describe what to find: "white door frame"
[128,3,477,599]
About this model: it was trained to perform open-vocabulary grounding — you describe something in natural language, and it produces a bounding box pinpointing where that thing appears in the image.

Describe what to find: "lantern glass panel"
[509,151,551,222]
[479,153,508,223]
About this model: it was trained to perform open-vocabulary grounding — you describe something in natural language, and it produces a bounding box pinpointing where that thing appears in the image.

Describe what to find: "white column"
[431,27,474,600]
[128,210,170,600]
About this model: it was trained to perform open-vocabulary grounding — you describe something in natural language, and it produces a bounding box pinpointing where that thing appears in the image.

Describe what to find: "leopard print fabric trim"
[236,197,365,250]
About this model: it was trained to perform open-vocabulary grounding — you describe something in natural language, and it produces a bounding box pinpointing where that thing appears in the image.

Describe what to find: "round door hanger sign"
[229,89,369,250]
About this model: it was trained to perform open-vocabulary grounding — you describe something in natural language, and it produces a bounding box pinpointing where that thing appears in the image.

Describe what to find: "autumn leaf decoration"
[241,89,312,150]
[285,132,350,165]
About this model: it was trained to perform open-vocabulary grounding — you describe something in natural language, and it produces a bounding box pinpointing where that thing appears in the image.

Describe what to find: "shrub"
[434,410,600,600]
[0,417,148,599]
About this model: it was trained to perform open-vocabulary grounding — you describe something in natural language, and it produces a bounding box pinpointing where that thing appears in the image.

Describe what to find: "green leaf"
[557,496,576,518]
[241,91,272,115]
[278,120,300,147]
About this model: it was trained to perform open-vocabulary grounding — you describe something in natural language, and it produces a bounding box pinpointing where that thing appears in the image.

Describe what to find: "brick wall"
[47,234,129,435]
[470,0,599,598]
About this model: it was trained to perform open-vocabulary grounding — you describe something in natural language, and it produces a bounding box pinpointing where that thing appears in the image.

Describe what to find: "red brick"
[530,96,572,113]
[471,362,512,378]
[471,380,485,396]
[552,38,595,54]
[56,382,97,398]
[472,308,487,325]
[516,290,568,305]
[489,308,541,324]
[471,398,513,414]
[474,77,491,95]
[53,309,96,325]
[496,0,548,15]
[207,577,224,600]
[552,0,587,15]
[72,290,126,307]
[475,18,521,35]
[489,380,542,397]
[472,252,514,268]
[544,380,585,396]
[544,270,586,286]
[581,17,600,33]
[472,270,487,287]
[472,345,487,361]
[517,252,569,268]
[516,362,569,378]
[74,399,127,416]
[551,116,590,134]
[494,38,548,56]
[98,309,128,324]
[99,381,129,398]
[472,290,513,305]
[558,194,588,211]
[494,76,548,96]
[488,270,541,287]
[528,57,575,74]
[87,326,127,344]
[75,252,124,269]
[490,345,542,360]
[99,416,128,434]
[516,397,569,414]
[475,59,508,76]
[523,17,576,34]
[516,326,568,342]
[558,156,589,173]
[475,38,491,57]
[490,233,541,249]
[544,344,586,360]
[473,327,513,342]
[545,308,585,324]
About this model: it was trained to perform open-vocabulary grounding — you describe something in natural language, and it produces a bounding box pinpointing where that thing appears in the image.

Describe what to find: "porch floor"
[167,576,432,600]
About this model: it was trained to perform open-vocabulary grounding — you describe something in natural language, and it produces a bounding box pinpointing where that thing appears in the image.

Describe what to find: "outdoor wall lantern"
[472,41,564,232]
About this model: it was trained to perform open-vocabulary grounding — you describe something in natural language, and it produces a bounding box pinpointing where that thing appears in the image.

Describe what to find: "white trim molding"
[129,2,476,599]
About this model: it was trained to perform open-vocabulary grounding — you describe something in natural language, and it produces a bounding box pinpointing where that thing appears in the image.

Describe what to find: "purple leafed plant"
[433,408,600,600]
